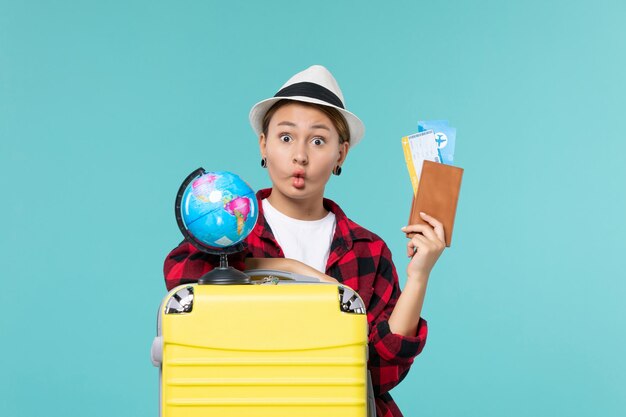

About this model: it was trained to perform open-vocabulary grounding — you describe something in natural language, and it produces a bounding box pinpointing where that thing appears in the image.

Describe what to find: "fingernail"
[420,212,426,216]
[401,226,406,230]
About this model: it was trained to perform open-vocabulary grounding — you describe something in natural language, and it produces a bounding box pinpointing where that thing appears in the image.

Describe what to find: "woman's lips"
[292,172,305,189]
[292,177,305,188]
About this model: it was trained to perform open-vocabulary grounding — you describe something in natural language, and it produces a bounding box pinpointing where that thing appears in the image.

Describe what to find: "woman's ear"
[259,133,267,157]
[337,141,349,166]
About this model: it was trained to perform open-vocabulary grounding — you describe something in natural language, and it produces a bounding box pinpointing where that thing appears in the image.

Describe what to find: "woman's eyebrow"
[276,121,330,131]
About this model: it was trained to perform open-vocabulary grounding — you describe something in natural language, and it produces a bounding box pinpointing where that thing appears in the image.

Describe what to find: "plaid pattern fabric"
[163,188,428,417]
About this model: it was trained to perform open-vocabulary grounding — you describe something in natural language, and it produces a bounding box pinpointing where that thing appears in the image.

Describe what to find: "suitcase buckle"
[165,286,194,314]
[338,286,366,314]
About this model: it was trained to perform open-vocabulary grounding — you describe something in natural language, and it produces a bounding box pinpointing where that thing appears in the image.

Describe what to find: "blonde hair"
[261,100,350,145]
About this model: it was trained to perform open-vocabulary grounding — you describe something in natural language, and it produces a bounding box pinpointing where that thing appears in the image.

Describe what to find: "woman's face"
[259,102,348,204]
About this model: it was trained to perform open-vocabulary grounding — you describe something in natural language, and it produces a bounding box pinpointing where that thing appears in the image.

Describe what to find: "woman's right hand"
[401,212,446,283]
[244,257,338,283]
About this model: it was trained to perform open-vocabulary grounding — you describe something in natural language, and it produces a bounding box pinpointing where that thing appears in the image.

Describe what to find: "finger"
[419,212,446,244]
[402,223,438,242]
[407,233,430,257]
[404,231,422,239]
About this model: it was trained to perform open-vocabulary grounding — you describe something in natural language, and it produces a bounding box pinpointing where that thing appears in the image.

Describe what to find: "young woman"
[164,65,446,417]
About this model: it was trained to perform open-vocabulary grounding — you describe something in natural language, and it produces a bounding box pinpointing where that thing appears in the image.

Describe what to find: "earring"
[333,166,342,176]
[261,158,267,168]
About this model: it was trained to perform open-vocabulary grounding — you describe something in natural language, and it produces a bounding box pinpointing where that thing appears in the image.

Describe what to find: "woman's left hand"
[401,212,446,283]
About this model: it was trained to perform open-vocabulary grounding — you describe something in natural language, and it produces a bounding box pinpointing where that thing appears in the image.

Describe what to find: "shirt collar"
[253,188,367,253]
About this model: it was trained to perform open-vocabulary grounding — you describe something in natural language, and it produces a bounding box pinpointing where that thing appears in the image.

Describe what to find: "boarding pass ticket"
[401,130,440,194]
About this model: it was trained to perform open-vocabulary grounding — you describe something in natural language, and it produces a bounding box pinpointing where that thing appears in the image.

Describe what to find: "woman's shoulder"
[325,198,390,253]
[343,215,384,242]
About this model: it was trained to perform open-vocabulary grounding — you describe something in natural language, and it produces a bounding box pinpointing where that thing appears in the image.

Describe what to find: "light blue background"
[1,1,625,416]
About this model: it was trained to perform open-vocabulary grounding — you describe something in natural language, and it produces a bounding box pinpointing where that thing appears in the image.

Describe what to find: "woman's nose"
[292,143,308,165]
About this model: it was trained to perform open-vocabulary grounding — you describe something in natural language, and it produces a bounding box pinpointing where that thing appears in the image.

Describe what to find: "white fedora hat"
[249,65,365,147]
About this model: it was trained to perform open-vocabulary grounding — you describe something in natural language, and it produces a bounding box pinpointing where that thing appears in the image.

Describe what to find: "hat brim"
[249,95,365,148]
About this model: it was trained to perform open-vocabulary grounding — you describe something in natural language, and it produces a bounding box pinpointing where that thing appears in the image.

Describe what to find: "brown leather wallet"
[407,160,464,247]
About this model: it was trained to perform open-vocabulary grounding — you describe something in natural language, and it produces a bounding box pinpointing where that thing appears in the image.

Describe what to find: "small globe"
[178,170,258,250]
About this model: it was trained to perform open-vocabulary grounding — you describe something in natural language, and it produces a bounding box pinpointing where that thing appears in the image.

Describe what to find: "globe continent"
[181,171,258,249]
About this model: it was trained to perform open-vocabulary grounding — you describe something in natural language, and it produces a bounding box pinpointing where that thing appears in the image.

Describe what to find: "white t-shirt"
[261,198,336,273]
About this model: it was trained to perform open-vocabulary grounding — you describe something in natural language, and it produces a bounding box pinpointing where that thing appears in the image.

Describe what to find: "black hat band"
[274,82,344,109]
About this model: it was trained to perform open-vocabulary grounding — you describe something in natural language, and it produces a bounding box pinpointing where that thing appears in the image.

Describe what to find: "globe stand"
[197,252,251,285]
[175,167,251,285]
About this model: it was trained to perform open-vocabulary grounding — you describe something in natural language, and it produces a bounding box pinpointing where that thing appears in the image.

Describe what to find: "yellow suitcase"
[151,269,375,417]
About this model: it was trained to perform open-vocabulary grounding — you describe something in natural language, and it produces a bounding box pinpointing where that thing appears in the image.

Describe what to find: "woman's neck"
[266,187,329,221]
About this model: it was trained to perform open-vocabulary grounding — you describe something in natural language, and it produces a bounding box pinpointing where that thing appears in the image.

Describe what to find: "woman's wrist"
[407,271,430,286]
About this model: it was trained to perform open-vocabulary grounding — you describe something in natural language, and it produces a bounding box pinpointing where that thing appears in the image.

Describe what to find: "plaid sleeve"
[367,243,428,396]
[163,241,247,291]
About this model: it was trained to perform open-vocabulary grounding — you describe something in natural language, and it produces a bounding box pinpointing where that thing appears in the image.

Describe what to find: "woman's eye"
[312,137,325,146]
[279,134,292,143]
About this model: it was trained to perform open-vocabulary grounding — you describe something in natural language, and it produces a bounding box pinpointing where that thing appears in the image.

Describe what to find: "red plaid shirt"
[164,188,428,417]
